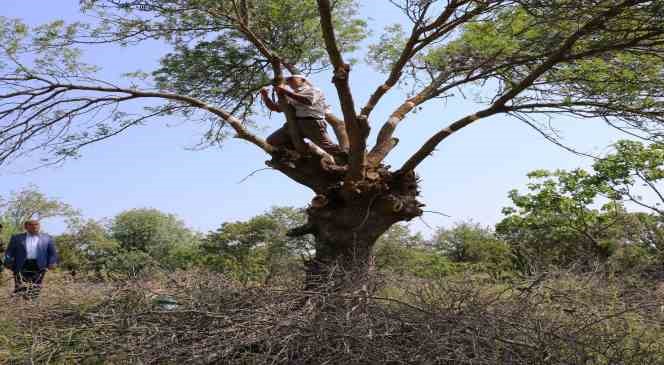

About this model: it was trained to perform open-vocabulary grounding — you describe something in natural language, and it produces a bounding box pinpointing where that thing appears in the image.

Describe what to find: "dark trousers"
[14,259,46,298]
[267,117,341,155]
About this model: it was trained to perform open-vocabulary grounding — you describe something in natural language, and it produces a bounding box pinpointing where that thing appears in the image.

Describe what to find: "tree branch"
[359,1,435,119]
[397,108,498,174]
[361,1,503,122]
[317,0,365,181]
[325,112,350,152]
[208,7,307,154]
[368,43,519,167]
[397,0,639,173]
[0,76,274,165]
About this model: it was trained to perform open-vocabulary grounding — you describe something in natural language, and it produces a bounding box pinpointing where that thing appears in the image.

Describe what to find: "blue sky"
[0,1,623,236]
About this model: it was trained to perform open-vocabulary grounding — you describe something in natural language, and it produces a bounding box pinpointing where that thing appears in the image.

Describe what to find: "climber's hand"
[274,85,289,96]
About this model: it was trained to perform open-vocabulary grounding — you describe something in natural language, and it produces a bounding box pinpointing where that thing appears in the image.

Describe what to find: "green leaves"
[0,16,98,78]
[0,185,80,229]
[154,35,271,120]
[200,207,313,283]
[593,140,664,212]
[498,141,664,272]
[76,0,367,140]
[367,24,407,73]
[110,208,197,257]
[84,0,367,74]
[372,1,664,123]
[595,140,664,183]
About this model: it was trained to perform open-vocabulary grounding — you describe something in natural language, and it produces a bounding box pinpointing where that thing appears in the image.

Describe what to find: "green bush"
[202,247,268,285]
[54,233,88,273]
[374,224,453,279]
[433,222,514,279]
[163,242,204,270]
[110,208,197,259]
[608,244,653,273]
[200,207,312,285]
[99,249,158,280]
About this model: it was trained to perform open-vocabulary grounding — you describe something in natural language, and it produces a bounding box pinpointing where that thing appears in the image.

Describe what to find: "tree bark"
[287,170,424,292]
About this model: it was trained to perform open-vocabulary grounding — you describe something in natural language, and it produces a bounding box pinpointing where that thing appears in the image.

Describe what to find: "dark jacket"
[0,237,4,271]
[4,233,58,272]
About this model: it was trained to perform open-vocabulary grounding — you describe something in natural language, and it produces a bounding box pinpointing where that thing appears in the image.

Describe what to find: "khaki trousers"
[267,117,341,155]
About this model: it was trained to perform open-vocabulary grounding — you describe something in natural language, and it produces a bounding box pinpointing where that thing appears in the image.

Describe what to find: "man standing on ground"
[261,75,346,162]
[0,223,5,278]
[3,220,58,298]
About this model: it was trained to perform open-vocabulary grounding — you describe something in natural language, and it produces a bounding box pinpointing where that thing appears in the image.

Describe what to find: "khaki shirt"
[287,85,328,119]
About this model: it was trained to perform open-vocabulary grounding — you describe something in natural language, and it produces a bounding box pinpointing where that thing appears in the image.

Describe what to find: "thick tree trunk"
[286,170,424,292]
[303,221,383,293]
[267,144,423,292]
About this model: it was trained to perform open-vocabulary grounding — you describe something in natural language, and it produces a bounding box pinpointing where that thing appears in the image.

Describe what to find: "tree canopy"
[110,207,196,256]
[1,1,662,172]
[2,0,664,281]
[0,185,79,231]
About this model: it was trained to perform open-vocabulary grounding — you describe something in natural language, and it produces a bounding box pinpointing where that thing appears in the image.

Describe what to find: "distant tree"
[592,140,664,215]
[0,185,79,231]
[53,233,85,273]
[201,207,313,284]
[497,169,637,272]
[434,222,498,261]
[610,211,664,268]
[374,224,453,278]
[110,208,197,260]
[374,224,426,268]
[432,222,513,278]
[626,213,664,255]
[56,219,122,275]
[3,1,664,288]
[496,140,664,272]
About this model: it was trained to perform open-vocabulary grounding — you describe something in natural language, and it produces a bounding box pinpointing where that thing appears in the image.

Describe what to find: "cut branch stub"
[369,87,438,166]
[331,64,367,183]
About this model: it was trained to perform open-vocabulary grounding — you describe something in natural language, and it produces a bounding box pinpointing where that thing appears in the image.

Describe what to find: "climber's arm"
[260,87,282,112]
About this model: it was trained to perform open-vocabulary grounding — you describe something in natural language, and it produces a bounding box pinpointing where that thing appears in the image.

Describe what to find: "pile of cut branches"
[2,270,663,364]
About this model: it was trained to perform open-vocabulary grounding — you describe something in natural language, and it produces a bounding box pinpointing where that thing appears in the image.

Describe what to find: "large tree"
[0,185,79,230]
[110,208,196,257]
[1,0,664,288]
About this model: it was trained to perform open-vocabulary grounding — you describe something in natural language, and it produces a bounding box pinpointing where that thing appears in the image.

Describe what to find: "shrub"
[433,222,514,279]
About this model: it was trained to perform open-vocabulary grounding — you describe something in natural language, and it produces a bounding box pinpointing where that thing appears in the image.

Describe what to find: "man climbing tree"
[260,75,347,164]
[1,0,664,290]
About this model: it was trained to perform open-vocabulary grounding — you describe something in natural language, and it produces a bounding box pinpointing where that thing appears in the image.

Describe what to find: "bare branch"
[367,75,446,166]
[359,1,436,119]
[317,0,365,181]
[0,75,274,165]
